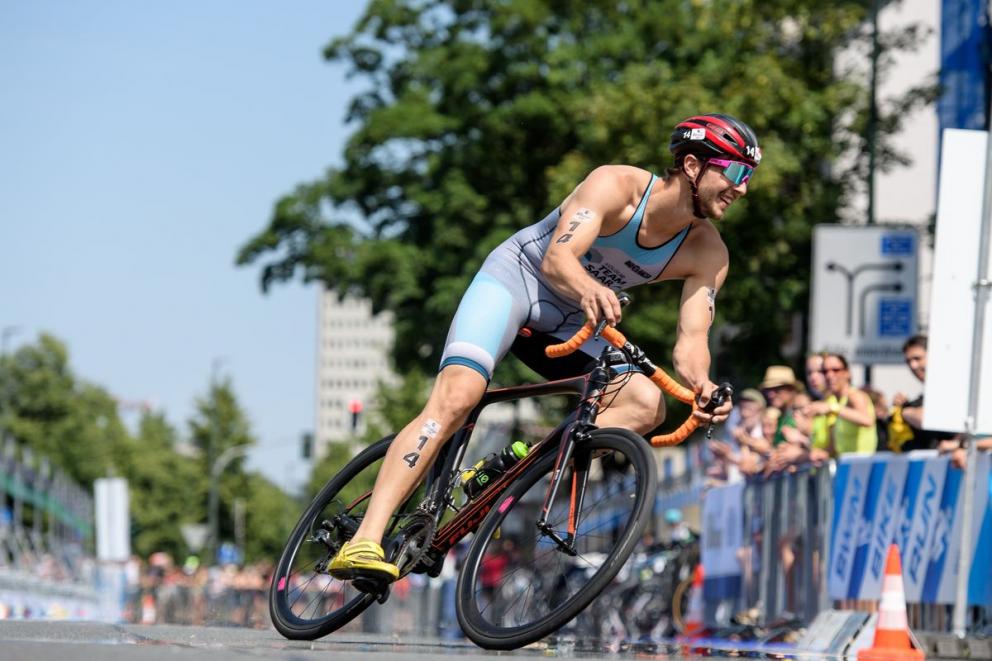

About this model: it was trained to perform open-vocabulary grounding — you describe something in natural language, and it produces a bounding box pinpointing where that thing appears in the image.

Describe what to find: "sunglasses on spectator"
[821,367,846,374]
[709,158,754,186]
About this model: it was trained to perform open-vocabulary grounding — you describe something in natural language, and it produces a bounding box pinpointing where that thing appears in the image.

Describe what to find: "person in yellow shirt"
[804,353,877,459]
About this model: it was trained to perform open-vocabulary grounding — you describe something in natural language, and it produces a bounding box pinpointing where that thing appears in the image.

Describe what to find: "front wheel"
[456,428,657,650]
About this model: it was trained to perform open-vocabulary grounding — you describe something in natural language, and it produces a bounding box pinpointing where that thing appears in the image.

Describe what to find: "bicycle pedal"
[352,575,391,600]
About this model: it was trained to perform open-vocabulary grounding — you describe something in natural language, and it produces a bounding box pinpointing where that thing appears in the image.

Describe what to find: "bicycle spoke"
[466,442,647,634]
[299,576,333,620]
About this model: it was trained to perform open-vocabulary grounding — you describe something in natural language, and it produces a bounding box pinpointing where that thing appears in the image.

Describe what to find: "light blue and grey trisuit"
[439,173,692,381]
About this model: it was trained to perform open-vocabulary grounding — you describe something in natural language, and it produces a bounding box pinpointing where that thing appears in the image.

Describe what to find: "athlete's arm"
[541,167,632,326]
[672,239,730,421]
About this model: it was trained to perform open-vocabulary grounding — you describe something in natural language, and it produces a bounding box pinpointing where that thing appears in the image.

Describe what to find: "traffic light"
[348,399,363,433]
[300,432,313,460]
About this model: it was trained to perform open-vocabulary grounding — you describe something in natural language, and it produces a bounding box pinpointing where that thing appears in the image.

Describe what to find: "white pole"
[951,105,992,638]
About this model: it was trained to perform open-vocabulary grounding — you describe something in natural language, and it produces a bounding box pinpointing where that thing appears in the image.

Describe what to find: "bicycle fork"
[535,360,610,556]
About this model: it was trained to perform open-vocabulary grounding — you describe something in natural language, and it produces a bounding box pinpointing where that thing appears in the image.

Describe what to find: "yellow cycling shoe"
[328,539,399,585]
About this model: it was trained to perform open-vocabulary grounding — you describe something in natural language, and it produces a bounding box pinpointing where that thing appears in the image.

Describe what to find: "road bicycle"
[268,301,730,650]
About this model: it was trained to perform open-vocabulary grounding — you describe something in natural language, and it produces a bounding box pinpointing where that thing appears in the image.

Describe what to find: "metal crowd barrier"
[0,436,100,619]
[0,438,94,569]
[698,450,992,636]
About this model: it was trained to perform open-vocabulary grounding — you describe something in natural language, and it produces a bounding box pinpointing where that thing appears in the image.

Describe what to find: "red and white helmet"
[669,113,762,167]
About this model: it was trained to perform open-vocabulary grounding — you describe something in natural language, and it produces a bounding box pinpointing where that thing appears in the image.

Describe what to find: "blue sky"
[0,2,369,492]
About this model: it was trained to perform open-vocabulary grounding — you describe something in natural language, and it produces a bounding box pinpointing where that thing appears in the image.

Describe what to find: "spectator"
[761,407,782,445]
[888,335,956,452]
[708,388,765,483]
[938,437,992,469]
[862,387,889,450]
[805,353,827,401]
[735,393,784,456]
[759,365,800,446]
[664,508,695,545]
[806,353,877,460]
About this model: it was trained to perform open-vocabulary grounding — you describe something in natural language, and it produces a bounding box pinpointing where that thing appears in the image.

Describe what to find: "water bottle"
[462,441,530,500]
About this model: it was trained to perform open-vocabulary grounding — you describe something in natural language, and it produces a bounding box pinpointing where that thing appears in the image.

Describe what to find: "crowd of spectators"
[122,551,272,628]
[706,334,992,483]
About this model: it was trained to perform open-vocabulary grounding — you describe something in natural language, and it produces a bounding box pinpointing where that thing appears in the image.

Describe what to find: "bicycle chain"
[388,511,437,578]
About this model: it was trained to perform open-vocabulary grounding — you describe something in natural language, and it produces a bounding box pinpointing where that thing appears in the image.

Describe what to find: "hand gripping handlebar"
[545,322,713,447]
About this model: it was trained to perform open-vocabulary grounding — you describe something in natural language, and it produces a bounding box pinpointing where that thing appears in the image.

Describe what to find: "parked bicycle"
[269,298,731,650]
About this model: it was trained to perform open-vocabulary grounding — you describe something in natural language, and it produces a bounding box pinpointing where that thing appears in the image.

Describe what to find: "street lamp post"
[207,444,250,565]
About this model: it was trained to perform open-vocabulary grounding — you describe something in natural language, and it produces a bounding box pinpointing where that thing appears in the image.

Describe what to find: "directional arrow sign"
[810,225,920,364]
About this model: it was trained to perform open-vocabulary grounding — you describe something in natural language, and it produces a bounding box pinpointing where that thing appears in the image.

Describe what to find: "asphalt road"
[0,621,669,661]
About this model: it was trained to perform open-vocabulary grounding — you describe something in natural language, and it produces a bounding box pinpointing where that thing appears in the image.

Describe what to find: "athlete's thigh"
[439,271,529,381]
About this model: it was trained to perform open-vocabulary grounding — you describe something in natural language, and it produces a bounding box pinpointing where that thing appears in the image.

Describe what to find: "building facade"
[314,287,396,460]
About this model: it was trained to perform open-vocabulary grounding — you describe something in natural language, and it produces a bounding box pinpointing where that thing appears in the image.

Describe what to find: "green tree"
[188,376,294,561]
[238,1,932,391]
[126,411,205,558]
[2,334,131,485]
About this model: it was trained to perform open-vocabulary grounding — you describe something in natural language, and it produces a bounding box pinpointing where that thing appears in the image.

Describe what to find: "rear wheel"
[269,435,422,640]
[456,428,657,650]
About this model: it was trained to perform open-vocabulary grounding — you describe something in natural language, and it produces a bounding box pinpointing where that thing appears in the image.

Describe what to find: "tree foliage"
[0,335,294,562]
[305,371,428,497]
[238,0,932,389]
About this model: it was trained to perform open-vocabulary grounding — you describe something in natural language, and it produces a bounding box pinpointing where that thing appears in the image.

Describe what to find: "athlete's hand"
[693,381,732,424]
[580,285,622,327]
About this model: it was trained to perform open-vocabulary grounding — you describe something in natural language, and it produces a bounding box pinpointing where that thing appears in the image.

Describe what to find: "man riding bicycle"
[329,113,760,586]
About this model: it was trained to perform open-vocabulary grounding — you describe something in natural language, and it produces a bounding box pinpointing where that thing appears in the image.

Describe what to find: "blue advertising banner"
[831,452,992,605]
[939,0,990,132]
[968,452,992,605]
[853,455,910,599]
[900,454,948,603]
[829,457,873,600]
[702,481,745,600]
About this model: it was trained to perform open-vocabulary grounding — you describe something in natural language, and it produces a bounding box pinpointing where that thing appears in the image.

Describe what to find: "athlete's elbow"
[540,253,564,281]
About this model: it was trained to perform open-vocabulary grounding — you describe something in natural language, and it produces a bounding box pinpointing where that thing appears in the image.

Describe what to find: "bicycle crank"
[386,511,437,578]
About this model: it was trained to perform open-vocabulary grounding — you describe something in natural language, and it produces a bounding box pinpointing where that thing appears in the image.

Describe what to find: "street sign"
[810,225,920,364]
[180,523,209,553]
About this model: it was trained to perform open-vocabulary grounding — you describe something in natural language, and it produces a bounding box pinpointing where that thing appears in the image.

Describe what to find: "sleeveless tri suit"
[439,173,691,381]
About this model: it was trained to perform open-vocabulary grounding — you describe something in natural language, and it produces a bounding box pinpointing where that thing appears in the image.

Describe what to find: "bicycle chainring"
[387,511,437,578]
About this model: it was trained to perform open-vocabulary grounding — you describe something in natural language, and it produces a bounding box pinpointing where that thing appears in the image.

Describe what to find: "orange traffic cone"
[858,545,925,661]
[681,564,705,638]
[140,593,157,625]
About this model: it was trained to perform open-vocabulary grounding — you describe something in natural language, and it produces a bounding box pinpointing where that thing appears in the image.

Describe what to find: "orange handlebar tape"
[544,323,593,357]
[650,416,700,447]
[600,326,627,347]
[648,371,695,404]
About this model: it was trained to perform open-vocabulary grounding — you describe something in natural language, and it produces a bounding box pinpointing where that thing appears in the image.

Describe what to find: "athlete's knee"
[425,366,487,429]
[618,381,667,433]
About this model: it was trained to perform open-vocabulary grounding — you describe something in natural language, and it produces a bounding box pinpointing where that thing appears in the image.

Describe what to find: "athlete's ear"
[682,153,704,180]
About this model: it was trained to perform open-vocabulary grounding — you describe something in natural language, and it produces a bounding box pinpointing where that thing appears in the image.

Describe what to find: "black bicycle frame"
[416,346,621,567]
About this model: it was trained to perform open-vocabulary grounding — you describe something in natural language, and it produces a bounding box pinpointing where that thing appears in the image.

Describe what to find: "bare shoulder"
[563,164,653,213]
[665,220,729,281]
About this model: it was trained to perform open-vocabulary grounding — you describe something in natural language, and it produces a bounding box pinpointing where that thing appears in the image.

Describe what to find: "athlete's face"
[685,155,750,220]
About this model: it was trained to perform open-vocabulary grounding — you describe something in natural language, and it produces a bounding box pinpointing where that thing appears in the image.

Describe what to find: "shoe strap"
[344,539,385,558]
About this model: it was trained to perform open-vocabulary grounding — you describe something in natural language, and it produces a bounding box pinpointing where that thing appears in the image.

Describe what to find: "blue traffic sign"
[881,234,915,256]
[878,298,912,337]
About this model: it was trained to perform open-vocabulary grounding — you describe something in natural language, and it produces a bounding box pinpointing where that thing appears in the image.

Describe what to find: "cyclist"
[329,113,759,586]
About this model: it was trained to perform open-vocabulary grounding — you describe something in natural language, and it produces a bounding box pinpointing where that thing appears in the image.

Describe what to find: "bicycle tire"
[456,428,657,650]
[269,435,397,640]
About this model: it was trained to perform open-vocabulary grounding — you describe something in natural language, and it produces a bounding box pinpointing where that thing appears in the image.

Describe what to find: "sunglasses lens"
[722,161,752,185]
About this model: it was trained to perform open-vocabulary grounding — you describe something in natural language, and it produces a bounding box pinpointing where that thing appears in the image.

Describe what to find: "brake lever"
[593,292,631,339]
[700,382,734,440]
